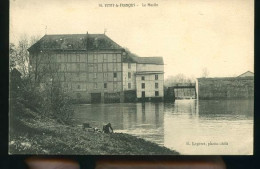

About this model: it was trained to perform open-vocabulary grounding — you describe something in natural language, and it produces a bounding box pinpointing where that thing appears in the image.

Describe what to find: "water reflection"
[164,99,253,155]
[73,99,253,154]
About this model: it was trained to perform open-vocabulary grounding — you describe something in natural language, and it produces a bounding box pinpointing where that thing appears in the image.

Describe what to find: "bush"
[10,74,74,125]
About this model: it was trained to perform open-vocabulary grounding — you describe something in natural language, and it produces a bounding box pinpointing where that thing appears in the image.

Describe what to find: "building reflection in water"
[73,102,165,146]
[132,102,164,145]
[73,99,253,154]
[141,102,146,123]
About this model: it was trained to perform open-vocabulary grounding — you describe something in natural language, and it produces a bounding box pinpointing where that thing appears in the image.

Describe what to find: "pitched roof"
[28,34,164,65]
[28,34,123,52]
[133,56,164,65]
[237,71,254,77]
[122,51,164,65]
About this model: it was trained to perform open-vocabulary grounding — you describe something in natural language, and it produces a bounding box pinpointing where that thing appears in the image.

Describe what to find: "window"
[113,63,117,71]
[103,54,107,62]
[88,64,93,72]
[98,54,103,63]
[63,54,68,62]
[64,64,67,71]
[93,73,97,78]
[80,54,85,62]
[142,83,145,89]
[155,91,159,96]
[94,83,98,89]
[77,84,80,89]
[98,64,103,72]
[76,54,80,62]
[114,72,117,78]
[104,73,108,78]
[94,64,98,72]
[76,64,80,71]
[104,83,107,89]
[155,74,158,80]
[58,54,62,62]
[103,63,108,71]
[80,63,85,71]
[113,82,117,90]
[128,72,131,79]
[155,83,159,88]
[94,55,98,63]
[128,63,131,69]
[128,83,131,89]
[113,55,117,62]
[142,91,145,98]
[142,76,145,80]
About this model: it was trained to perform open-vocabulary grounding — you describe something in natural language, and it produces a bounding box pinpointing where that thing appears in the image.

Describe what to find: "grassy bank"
[9,106,179,155]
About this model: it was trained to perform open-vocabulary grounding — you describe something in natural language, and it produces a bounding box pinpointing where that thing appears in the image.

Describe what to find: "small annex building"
[197,71,254,99]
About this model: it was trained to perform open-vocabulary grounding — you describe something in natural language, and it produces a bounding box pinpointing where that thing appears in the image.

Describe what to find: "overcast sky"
[10,0,254,79]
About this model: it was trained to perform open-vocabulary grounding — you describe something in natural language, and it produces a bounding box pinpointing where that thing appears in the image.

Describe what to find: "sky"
[10,0,254,79]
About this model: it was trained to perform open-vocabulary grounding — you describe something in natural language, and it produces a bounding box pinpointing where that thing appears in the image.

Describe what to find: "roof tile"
[28,34,123,51]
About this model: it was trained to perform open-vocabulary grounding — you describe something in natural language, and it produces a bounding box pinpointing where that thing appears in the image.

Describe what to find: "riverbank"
[9,107,179,155]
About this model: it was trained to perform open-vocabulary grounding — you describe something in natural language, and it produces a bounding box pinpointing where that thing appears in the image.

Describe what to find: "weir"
[165,83,197,100]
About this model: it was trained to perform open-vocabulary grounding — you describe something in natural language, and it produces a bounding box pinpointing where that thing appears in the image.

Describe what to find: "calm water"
[72,99,253,155]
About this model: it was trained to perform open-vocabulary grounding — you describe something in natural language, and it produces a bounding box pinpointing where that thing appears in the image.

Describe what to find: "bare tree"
[201,67,209,78]
[9,34,41,78]
[164,74,196,87]
[9,43,18,71]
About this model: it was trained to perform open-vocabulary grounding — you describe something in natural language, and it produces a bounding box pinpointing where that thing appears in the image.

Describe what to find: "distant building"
[197,71,254,99]
[237,71,254,77]
[28,34,164,103]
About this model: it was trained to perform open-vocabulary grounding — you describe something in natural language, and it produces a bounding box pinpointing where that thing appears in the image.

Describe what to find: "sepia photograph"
[9,0,254,155]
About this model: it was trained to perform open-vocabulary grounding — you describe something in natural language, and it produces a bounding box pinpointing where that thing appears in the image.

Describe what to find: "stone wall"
[197,77,254,99]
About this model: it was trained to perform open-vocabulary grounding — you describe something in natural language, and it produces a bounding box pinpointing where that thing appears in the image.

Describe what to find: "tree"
[164,74,196,87]
[201,67,209,78]
[9,35,73,124]
[9,43,17,71]
[9,35,41,77]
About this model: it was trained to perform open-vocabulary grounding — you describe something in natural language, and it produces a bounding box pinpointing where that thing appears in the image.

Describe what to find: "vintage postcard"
[9,0,254,155]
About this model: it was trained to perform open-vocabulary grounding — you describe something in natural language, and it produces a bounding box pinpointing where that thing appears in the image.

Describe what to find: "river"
[72,99,253,155]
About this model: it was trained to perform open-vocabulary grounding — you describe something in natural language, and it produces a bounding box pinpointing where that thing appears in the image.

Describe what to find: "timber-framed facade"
[28,33,164,103]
